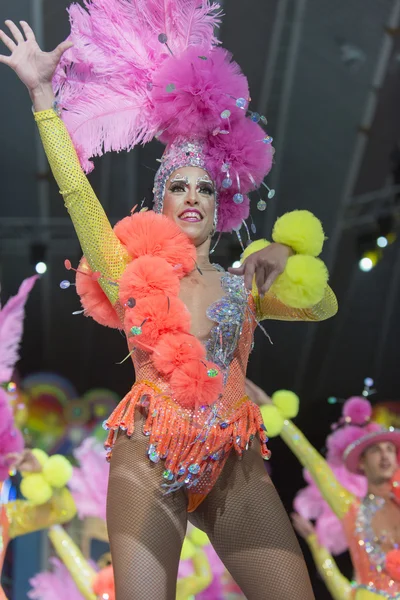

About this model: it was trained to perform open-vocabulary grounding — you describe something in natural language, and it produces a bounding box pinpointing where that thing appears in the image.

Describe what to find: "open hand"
[5,449,42,474]
[291,512,315,540]
[228,243,292,295]
[0,20,72,93]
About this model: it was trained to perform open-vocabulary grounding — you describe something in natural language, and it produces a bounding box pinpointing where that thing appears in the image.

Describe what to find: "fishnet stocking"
[108,416,314,600]
[107,413,188,600]
[189,439,315,600]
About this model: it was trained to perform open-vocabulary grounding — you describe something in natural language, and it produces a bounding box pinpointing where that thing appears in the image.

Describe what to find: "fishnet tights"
[188,440,315,600]
[107,416,314,600]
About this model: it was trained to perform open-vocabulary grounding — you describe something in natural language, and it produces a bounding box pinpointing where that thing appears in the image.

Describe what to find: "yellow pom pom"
[20,449,49,478]
[271,255,328,308]
[189,528,210,547]
[20,473,52,505]
[240,239,270,263]
[259,405,284,438]
[31,448,49,468]
[42,455,73,488]
[272,210,325,257]
[272,390,299,419]
[180,537,196,560]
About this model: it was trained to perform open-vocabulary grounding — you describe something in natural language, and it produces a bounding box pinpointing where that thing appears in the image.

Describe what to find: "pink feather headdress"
[294,395,380,555]
[54,0,274,232]
[0,276,37,480]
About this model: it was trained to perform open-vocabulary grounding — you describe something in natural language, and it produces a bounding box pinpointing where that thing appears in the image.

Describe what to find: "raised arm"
[0,20,130,305]
[6,487,77,539]
[291,514,353,600]
[281,420,354,519]
[247,381,354,519]
[49,525,97,600]
[34,109,131,304]
[177,542,213,600]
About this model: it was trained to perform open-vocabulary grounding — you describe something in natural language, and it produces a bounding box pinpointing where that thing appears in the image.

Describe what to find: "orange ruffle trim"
[105,381,270,511]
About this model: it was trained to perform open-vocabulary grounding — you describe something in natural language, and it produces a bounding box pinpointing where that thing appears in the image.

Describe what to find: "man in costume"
[250,380,400,598]
[0,3,337,597]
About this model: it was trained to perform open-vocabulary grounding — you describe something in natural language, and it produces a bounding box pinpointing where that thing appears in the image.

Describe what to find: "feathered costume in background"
[53,0,274,232]
[0,276,37,481]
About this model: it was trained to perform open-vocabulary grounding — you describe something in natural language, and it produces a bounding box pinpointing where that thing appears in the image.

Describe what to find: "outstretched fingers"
[4,20,24,44]
[0,29,16,53]
[20,20,36,41]
[53,39,74,60]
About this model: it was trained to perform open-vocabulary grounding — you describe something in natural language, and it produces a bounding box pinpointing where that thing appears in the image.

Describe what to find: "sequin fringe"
[105,381,271,509]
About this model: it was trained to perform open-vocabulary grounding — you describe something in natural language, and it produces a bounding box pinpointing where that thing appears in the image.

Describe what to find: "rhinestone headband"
[153,139,212,213]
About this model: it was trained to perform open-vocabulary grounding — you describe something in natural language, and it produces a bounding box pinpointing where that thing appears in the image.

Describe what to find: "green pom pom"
[271,255,328,308]
[272,390,300,419]
[42,455,73,488]
[259,405,284,437]
[21,474,52,505]
[272,210,325,257]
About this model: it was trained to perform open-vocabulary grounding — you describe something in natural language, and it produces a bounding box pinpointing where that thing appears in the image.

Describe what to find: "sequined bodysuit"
[282,420,400,598]
[34,108,337,511]
[306,533,395,600]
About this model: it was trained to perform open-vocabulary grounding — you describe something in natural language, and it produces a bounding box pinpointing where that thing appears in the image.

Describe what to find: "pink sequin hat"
[343,427,400,475]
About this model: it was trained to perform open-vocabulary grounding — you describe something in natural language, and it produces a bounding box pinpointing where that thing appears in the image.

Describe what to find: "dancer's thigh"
[107,416,188,600]
[190,443,315,600]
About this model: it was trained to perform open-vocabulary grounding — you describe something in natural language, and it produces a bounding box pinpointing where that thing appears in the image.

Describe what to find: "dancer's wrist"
[30,83,55,112]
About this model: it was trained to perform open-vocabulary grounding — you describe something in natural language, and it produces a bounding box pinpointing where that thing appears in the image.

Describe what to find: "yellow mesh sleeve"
[281,421,354,519]
[49,525,97,600]
[176,548,213,599]
[254,285,338,322]
[307,534,353,600]
[6,487,77,539]
[33,110,131,306]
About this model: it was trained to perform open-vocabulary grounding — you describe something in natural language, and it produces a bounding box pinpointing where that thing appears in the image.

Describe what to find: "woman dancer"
[0,3,337,597]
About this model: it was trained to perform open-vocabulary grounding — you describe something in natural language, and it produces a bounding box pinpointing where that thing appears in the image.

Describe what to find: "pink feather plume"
[0,276,38,383]
[54,0,222,170]
[342,396,372,425]
[29,557,89,600]
[69,437,109,520]
[207,118,274,193]
[216,191,250,233]
[153,46,248,144]
[294,464,367,554]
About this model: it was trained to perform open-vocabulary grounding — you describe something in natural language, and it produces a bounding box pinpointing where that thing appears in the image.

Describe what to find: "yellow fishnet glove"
[254,285,338,322]
[307,534,353,600]
[281,420,355,519]
[34,110,131,306]
[176,547,213,599]
[49,525,97,600]
[6,487,76,539]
